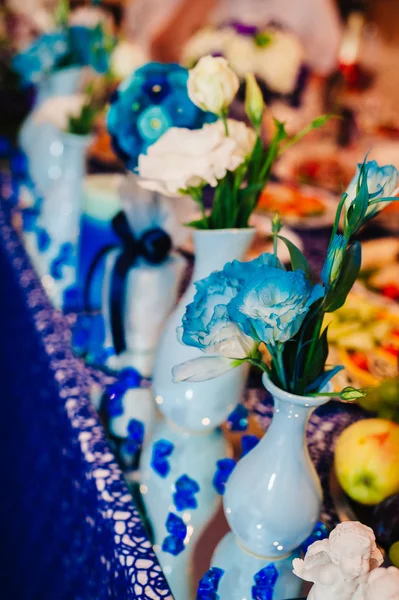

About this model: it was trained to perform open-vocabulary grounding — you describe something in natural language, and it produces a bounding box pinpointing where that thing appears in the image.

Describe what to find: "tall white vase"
[19,66,83,197]
[210,374,331,599]
[140,420,228,600]
[152,228,256,432]
[32,132,91,309]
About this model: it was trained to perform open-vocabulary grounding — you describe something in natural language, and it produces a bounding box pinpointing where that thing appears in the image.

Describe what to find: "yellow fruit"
[335,419,399,505]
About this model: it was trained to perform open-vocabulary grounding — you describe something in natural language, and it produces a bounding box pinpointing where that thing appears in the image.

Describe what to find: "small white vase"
[32,132,91,309]
[210,374,331,599]
[20,66,83,196]
[103,250,186,378]
[152,228,255,432]
[140,420,228,600]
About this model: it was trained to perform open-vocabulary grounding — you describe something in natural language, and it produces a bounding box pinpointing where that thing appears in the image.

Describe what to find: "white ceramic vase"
[31,131,91,309]
[20,66,83,197]
[140,420,228,600]
[103,250,186,378]
[210,374,331,599]
[152,228,255,432]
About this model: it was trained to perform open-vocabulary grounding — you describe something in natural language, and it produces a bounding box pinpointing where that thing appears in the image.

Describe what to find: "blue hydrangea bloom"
[107,62,216,170]
[173,474,200,511]
[228,267,324,346]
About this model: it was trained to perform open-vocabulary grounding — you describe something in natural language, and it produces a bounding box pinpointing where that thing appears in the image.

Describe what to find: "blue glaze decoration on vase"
[30,131,91,309]
[152,228,256,432]
[210,374,332,599]
[140,420,228,600]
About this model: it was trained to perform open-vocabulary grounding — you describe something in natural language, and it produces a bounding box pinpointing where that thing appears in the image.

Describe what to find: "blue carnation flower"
[107,62,216,170]
[228,267,324,346]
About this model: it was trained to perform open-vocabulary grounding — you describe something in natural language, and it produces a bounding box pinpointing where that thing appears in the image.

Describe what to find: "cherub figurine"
[364,567,399,600]
[293,522,383,600]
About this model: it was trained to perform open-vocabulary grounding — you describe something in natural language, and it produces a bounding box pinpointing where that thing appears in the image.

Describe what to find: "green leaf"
[184,217,209,229]
[324,241,361,312]
[340,386,368,401]
[346,162,369,233]
[277,235,313,281]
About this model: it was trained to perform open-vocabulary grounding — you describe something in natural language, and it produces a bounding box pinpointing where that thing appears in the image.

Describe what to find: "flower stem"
[246,357,268,373]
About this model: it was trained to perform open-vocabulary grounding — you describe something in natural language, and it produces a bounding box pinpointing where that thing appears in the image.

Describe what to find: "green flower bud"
[245,73,264,130]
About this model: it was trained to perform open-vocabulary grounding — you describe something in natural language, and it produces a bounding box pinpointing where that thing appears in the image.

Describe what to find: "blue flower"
[321,234,346,287]
[345,160,398,219]
[228,267,324,346]
[126,418,145,456]
[173,254,277,383]
[107,62,216,170]
[12,32,68,84]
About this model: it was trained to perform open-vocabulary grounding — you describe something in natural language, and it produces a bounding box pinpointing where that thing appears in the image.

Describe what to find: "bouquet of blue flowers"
[134,55,329,230]
[173,159,399,397]
[12,0,115,84]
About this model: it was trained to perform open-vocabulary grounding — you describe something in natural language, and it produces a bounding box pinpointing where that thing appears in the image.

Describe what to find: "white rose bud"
[188,55,239,116]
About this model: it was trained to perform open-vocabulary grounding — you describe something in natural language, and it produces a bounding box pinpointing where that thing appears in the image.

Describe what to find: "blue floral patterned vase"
[209,374,332,599]
[26,131,91,309]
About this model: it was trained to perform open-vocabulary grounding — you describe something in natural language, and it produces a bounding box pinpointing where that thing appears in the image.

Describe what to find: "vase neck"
[270,397,313,436]
[193,228,255,281]
[60,134,90,180]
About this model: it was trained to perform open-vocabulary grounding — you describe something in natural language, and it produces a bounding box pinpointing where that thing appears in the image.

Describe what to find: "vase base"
[210,532,306,600]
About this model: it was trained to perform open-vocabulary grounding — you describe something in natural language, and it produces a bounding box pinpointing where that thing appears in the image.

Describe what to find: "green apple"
[390,541,399,568]
[335,419,399,505]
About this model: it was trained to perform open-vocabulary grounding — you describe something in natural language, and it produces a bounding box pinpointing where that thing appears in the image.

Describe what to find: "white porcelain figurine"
[364,567,399,600]
[293,522,383,600]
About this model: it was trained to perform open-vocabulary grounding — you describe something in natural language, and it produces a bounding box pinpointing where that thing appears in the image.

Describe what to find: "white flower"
[137,119,255,197]
[69,6,109,29]
[255,31,304,95]
[33,94,87,131]
[182,28,228,66]
[225,34,259,79]
[173,356,235,382]
[188,55,239,115]
[345,160,399,217]
[110,40,148,81]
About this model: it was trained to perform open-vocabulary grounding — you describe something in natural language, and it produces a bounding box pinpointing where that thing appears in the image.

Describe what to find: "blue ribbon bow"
[85,210,172,355]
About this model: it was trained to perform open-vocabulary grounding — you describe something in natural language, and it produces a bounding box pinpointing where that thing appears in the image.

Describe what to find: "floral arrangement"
[134,55,328,229]
[181,22,305,96]
[11,0,116,84]
[106,62,216,171]
[173,159,399,397]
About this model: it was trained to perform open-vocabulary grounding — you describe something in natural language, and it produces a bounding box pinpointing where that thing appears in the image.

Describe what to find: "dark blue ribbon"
[85,210,172,355]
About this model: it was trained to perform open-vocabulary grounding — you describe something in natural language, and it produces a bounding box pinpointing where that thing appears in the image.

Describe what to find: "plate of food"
[360,238,399,302]
[325,286,399,390]
[255,182,338,229]
[275,141,355,194]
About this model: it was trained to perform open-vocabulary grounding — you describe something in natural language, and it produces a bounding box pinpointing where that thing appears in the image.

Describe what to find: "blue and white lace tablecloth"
[0,199,172,600]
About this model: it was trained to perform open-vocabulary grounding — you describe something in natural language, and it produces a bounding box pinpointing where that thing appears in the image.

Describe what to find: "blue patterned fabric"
[0,201,172,600]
